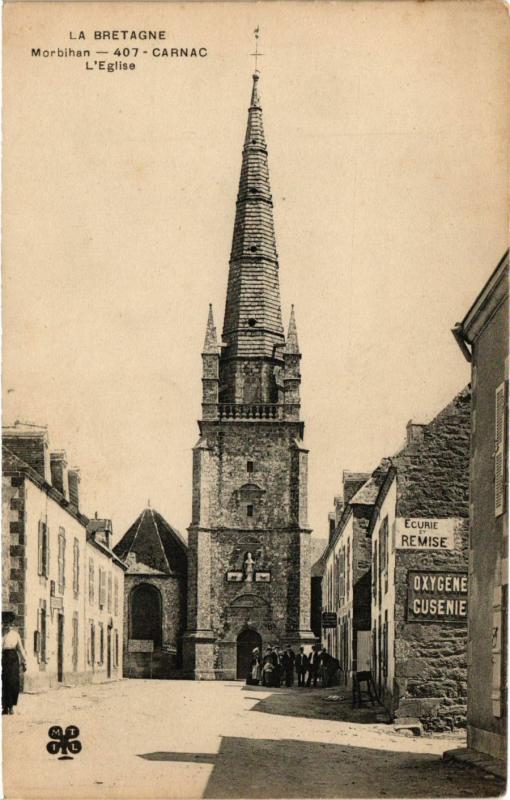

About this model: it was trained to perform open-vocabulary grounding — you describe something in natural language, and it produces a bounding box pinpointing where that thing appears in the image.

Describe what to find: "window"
[72,613,79,671]
[114,629,119,668]
[73,539,80,596]
[247,504,254,518]
[495,381,507,517]
[114,577,119,616]
[247,460,254,474]
[107,573,113,613]
[99,623,104,665]
[380,517,389,595]
[38,520,49,578]
[338,550,345,606]
[57,528,66,593]
[99,569,106,609]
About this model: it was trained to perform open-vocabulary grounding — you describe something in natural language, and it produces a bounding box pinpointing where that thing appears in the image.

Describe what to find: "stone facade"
[371,388,471,731]
[184,72,314,679]
[453,251,508,760]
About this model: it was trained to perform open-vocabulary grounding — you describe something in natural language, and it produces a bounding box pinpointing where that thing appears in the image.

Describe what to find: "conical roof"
[113,508,187,576]
[222,73,285,361]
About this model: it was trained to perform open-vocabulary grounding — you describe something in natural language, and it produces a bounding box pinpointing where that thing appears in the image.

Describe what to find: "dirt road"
[2,679,504,799]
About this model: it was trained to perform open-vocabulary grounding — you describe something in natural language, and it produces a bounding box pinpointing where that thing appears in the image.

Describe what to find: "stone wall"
[123,573,186,678]
[2,475,27,645]
[186,417,313,678]
[390,388,471,731]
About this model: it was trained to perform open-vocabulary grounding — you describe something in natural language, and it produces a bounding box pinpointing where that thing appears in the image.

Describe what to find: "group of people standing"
[247,644,340,689]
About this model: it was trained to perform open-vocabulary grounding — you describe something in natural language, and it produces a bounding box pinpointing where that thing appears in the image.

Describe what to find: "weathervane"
[250,26,263,73]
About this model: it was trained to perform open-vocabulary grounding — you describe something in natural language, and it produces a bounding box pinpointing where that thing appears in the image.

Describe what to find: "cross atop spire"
[250,26,263,73]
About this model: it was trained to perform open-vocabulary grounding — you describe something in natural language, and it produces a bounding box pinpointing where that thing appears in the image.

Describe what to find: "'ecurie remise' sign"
[407,571,468,622]
[396,518,457,550]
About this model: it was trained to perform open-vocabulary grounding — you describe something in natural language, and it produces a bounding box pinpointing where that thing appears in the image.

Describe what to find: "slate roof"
[349,469,388,505]
[113,508,187,576]
[310,537,328,578]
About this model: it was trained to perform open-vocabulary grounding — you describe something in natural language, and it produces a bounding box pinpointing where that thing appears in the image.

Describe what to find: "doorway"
[236,628,261,680]
[130,584,162,646]
[57,614,64,683]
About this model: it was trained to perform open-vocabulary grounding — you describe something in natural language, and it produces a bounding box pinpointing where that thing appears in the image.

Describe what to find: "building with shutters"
[322,472,386,680]
[452,251,509,760]
[2,423,126,691]
[183,71,315,680]
[113,507,187,678]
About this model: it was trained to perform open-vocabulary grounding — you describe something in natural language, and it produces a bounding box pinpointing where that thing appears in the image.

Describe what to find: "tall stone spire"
[203,304,219,354]
[221,72,284,362]
[285,305,300,355]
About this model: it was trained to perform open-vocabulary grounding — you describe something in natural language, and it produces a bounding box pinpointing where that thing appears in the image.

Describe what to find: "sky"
[3,1,509,546]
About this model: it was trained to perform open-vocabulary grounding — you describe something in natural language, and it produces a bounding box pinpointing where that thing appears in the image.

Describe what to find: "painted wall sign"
[255,571,271,583]
[322,612,337,628]
[407,571,468,622]
[226,571,244,582]
[396,518,457,550]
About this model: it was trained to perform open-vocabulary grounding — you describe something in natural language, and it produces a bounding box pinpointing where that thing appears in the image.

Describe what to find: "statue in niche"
[243,552,255,582]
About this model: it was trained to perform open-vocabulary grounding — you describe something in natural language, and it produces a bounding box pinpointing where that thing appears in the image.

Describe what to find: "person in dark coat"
[282,647,295,687]
[295,647,309,687]
[326,655,341,687]
[262,646,276,687]
[273,646,282,688]
[320,649,332,687]
[2,611,27,715]
[306,645,321,688]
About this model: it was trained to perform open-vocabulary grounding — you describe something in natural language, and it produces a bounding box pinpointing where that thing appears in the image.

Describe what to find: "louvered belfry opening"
[220,72,285,405]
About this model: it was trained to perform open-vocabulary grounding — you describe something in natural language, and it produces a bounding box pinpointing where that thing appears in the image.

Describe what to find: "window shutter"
[44,524,50,578]
[38,522,43,576]
[495,382,507,517]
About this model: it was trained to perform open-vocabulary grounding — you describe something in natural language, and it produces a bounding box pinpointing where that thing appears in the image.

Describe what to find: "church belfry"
[184,70,314,680]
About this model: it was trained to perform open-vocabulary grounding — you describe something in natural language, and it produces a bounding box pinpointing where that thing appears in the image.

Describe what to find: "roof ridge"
[149,507,172,573]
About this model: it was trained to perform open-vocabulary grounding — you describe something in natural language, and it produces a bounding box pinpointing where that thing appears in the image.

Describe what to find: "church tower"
[183,71,315,680]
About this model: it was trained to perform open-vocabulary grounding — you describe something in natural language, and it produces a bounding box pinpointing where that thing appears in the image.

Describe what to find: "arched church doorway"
[236,628,262,680]
[130,583,162,647]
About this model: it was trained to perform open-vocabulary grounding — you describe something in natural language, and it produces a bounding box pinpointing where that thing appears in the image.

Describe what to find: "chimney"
[406,420,425,446]
[50,451,68,498]
[343,471,370,504]
[68,468,80,509]
[328,512,336,543]
[3,422,50,481]
[334,495,344,524]
[87,516,113,549]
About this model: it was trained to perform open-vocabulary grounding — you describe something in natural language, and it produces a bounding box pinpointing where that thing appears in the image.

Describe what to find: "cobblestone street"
[3,680,505,799]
